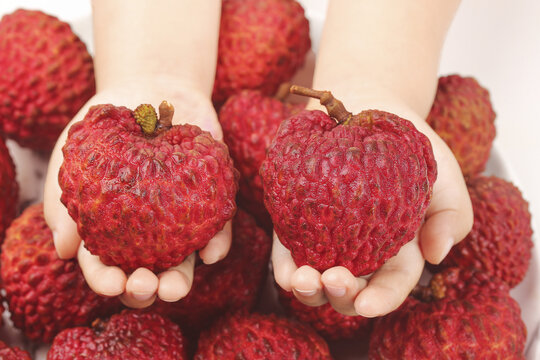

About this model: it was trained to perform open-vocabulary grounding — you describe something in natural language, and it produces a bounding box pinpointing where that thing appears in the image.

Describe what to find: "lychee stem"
[157,101,174,130]
[134,101,174,136]
[289,85,353,124]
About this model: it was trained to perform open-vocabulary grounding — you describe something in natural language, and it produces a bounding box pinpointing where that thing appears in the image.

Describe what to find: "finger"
[157,253,196,302]
[119,268,159,308]
[43,131,81,259]
[354,238,424,318]
[77,243,126,297]
[271,234,298,291]
[321,267,368,316]
[291,265,326,307]
[199,221,232,265]
[420,146,473,264]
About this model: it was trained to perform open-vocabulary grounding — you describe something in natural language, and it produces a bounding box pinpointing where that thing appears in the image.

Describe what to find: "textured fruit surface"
[260,107,437,276]
[0,340,31,360]
[59,103,239,272]
[219,90,303,229]
[212,0,311,105]
[369,267,527,359]
[1,203,120,343]
[0,9,95,151]
[47,310,187,360]
[427,74,496,176]
[194,312,333,359]
[278,287,372,341]
[149,209,271,335]
[0,136,18,241]
[439,175,533,288]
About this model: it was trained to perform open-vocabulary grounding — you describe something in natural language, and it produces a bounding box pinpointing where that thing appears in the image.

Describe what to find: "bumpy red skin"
[438,175,533,288]
[212,0,311,106]
[369,268,527,360]
[1,203,121,343]
[0,340,31,360]
[47,310,187,360]
[219,90,303,230]
[149,209,271,335]
[0,9,95,152]
[195,313,333,360]
[59,104,239,273]
[0,137,18,242]
[278,288,372,341]
[260,109,437,276]
[426,74,496,177]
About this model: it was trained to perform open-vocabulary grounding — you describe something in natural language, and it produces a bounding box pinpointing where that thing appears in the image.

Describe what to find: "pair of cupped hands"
[44,75,473,316]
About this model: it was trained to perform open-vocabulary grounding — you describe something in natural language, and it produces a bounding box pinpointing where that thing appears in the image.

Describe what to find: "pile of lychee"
[0,1,534,359]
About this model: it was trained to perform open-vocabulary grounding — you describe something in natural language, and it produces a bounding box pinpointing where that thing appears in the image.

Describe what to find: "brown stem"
[134,101,174,136]
[411,273,447,302]
[289,85,353,124]
[275,82,292,101]
[157,101,174,129]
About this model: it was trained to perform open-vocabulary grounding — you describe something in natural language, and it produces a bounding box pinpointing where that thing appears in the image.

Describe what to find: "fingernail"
[132,292,153,301]
[294,288,317,297]
[325,285,346,297]
[436,238,455,264]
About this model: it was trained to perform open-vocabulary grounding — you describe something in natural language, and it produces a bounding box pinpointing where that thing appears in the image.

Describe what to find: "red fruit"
[59,101,239,272]
[149,209,271,335]
[219,90,303,230]
[278,288,372,341]
[260,86,437,276]
[0,137,18,242]
[439,175,533,288]
[369,268,527,359]
[194,312,333,360]
[426,74,496,176]
[0,340,31,360]
[0,9,95,152]
[212,0,311,105]
[1,203,121,343]
[47,310,187,360]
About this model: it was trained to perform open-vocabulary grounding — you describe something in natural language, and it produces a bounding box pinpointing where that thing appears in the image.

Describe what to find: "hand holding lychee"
[270,85,473,318]
[44,82,236,309]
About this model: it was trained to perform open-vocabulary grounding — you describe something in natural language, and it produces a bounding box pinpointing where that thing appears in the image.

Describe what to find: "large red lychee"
[426,74,496,177]
[0,9,95,152]
[149,209,271,335]
[194,312,333,359]
[438,175,533,288]
[212,0,311,106]
[219,89,303,230]
[1,203,121,343]
[369,267,527,359]
[0,136,18,242]
[260,86,437,276]
[47,310,187,360]
[0,340,31,360]
[278,288,372,341]
[59,101,239,273]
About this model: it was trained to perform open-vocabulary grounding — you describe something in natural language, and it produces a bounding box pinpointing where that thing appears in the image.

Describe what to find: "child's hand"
[44,80,231,308]
[272,99,473,317]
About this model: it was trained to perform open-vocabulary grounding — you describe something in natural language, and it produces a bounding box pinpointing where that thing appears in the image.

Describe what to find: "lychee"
[369,267,526,359]
[47,310,187,360]
[0,9,95,151]
[426,74,496,177]
[1,203,121,343]
[438,175,533,288]
[194,312,333,359]
[0,136,18,242]
[260,86,436,276]
[59,101,239,272]
[212,0,311,106]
